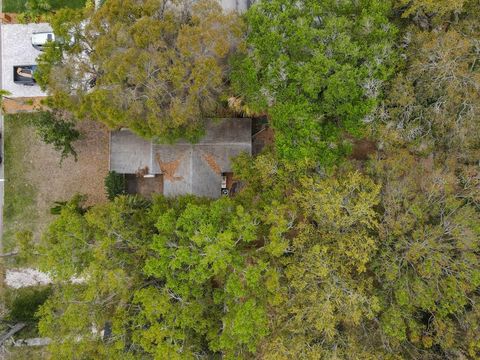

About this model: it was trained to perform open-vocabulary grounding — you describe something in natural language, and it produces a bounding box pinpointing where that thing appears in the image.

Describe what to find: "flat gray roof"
[110,118,252,198]
[1,23,51,98]
[220,0,250,12]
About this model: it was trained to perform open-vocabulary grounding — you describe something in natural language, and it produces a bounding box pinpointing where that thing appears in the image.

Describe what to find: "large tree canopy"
[37,0,244,141]
[230,0,397,165]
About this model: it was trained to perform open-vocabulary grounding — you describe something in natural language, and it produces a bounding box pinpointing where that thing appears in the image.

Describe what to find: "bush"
[104,171,126,200]
[8,287,52,324]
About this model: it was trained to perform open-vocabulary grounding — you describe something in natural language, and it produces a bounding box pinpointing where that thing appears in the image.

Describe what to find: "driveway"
[1,23,51,98]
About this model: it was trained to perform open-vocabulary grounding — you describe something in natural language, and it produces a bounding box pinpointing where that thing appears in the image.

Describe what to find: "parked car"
[32,32,55,51]
[13,65,37,86]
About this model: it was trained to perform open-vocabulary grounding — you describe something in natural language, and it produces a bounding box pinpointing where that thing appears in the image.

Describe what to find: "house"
[109,118,252,198]
[1,23,51,98]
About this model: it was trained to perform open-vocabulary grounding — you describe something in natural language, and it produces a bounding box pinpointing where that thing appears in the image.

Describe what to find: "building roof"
[110,118,252,198]
[219,0,251,12]
[1,23,51,98]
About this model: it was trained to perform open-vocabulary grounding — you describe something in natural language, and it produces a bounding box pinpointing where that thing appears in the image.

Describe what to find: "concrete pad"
[1,23,52,98]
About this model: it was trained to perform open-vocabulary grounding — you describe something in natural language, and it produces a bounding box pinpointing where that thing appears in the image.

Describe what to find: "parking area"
[1,23,51,98]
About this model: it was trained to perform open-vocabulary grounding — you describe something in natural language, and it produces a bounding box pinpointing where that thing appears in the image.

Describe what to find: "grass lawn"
[3,0,86,13]
[3,115,38,255]
[4,346,48,360]
[3,115,109,267]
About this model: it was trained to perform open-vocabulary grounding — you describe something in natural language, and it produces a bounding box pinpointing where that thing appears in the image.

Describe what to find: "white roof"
[31,32,54,45]
[1,23,52,98]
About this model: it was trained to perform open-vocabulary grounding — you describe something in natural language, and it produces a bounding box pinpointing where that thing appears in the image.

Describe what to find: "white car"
[31,32,55,51]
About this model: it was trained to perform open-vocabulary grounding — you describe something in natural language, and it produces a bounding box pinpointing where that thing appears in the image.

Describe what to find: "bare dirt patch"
[23,120,109,238]
[350,138,377,161]
[4,119,109,246]
[0,13,20,24]
[3,97,47,114]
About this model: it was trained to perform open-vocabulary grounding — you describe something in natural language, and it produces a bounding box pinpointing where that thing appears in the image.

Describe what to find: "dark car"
[13,65,37,86]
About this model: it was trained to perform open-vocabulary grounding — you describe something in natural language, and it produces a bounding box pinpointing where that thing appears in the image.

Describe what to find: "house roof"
[1,23,51,98]
[110,118,252,198]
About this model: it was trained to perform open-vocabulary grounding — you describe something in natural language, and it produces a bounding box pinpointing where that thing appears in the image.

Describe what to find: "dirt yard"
[27,120,109,208]
[4,118,109,251]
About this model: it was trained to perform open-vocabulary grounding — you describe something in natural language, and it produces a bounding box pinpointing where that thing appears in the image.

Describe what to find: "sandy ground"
[3,97,46,113]
[28,120,109,206]
[5,268,50,288]
[25,120,109,237]
[5,267,85,288]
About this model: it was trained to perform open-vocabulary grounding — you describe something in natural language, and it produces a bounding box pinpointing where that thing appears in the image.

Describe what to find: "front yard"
[3,116,109,261]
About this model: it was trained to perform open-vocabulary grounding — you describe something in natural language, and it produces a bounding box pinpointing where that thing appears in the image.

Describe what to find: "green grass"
[3,0,86,13]
[3,115,38,255]
[5,346,48,360]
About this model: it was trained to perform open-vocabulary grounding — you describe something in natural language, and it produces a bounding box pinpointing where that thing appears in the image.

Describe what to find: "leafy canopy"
[38,0,244,141]
[231,0,397,165]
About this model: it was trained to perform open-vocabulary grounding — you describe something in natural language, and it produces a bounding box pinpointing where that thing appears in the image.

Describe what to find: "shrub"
[104,171,126,200]
[8,287,52,324]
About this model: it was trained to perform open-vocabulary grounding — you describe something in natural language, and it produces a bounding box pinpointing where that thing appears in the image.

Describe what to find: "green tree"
[376,19,480,163]
[39,0,244,142]
[369,151,480,357]
[10,111,80,162]
[258,171,385,358]
[0,89,12,112]
[396,0,468,18]
[35,195,155,358]
[231,0,397,165]
[33,194,274,359]
[135,196,272,358]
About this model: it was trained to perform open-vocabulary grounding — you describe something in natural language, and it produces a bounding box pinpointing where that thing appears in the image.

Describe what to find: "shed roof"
[110,118,252,198]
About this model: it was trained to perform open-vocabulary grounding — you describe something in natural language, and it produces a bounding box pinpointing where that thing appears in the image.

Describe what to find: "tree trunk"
[0,323,26,346]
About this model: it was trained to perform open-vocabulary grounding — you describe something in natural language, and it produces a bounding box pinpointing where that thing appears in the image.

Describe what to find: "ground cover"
[3,0,86,13]
[3,116,109,261]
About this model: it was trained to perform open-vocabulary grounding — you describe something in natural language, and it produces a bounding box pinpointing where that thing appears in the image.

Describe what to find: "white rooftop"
[1,23,51,98]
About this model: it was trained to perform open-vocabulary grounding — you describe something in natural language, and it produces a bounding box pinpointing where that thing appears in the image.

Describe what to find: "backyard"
[3,0,86,13]
[3,115,109,261]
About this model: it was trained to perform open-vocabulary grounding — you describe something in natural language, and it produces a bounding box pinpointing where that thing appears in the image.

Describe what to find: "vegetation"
[231,0,397,166]
[3,116,38,253]
[9,112,80,162]
[37,0,244,142]
[7,287,51,324]
[8,0,480,359]
[104,171,126,200]
[3,0,86,15]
